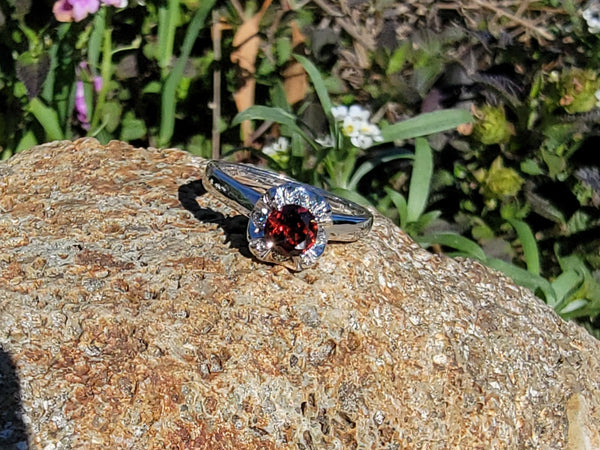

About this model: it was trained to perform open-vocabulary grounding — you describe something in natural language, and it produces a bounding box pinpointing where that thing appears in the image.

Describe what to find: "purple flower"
[53,0,126,22]
[75,81,90,130]
[93,76,102,93]
[53,0,99,22]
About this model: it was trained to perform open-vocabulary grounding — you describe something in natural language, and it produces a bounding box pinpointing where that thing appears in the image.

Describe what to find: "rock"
[1,138,600,449]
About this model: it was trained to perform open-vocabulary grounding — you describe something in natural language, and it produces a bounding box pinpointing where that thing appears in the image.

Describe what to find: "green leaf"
[232,105,312,144]
[407,138,432,223]
[559,299,588,315]
[347,148,412,191]
[287,132,307,180]
[88,8,105,71]
[386,42,410,75]
[417,232,487,261]
[414,209,441,231]
[15,130,38,152]
[384,187,408,228]
[120,111,147,141]
[412,59,445,97]
[89,18,113,131]
[380,109,472,143]
[15,130,38,153]
[143,81,162,94]
[101,101,123,133]
[541,149,566,178]
[486,257,556,302]
[472,223,495,241]
[507,218,540,275]
[270,81,292,112]
[553,253,600,318]
[15,51,50,99]
[157,0,179,71]
[526,190,566,224]
[551,269,583,307]
[27,98,64,141]
[520,158,544,175]
[158,0,216,146]
[276,37,292,66]
[293,54,333,118]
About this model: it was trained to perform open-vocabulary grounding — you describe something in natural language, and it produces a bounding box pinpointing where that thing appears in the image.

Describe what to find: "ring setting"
[202,161,373,271]
[248,182,332,270]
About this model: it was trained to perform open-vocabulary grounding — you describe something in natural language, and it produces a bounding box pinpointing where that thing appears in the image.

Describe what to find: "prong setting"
[247,182,332,270]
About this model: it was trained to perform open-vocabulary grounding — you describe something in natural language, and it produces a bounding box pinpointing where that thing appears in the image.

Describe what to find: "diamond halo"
[247,182,333,270]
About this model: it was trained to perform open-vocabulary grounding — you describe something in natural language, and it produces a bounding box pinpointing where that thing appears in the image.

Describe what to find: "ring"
[202,161,373,270]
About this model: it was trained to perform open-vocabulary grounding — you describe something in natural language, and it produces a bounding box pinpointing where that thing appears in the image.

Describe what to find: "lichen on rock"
[1,138,600,448]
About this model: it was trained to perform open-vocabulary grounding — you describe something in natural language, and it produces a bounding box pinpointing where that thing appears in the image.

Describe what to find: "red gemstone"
[264,205,318,256]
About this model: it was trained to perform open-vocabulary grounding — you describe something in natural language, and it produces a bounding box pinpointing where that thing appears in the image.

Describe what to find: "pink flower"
[53,0,99,22]
[101,0,127,7]
[75,81,90,130]
[52,0,126,22]
[93,76,102,92]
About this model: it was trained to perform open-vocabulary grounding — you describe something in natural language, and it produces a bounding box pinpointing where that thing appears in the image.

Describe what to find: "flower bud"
[559,68,600,114]
[483,157,523,199]
[471,104,515,145]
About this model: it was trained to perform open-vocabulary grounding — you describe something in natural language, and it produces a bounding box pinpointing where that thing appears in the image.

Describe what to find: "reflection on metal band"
[202,161,373,242]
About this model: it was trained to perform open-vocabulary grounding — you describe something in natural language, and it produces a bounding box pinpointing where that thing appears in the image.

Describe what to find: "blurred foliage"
[0,0,599,334]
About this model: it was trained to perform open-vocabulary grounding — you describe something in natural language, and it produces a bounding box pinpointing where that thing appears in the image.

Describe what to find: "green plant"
[231,54,471,201]
[0,0,217,158]
[397,144,600,321]
[383,137,439,236]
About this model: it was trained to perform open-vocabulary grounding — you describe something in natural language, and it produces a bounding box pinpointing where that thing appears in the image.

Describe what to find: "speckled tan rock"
[1,138,600,449]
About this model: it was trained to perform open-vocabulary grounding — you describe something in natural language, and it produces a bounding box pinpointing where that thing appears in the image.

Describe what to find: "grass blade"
[406,137,432,223]
[158,0,215,146]
[27,98,64,141]
[232,105,313,145]
[347,148,412,191]
[380,109,472,143]
[384,187,408,228]
[507,218,540,275]
[486,257,556,303]
[294,54,333,118]
[417,232,487,260]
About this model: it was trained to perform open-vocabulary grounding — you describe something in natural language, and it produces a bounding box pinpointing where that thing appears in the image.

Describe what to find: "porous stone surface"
[1,138,600,449]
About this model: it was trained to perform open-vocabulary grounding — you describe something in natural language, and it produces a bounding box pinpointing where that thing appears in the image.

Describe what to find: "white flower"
[342,115,364,137]
[595,88,600,107]
[348,104,370,122]
[351,134,374,149]
[583,4,600,34]
[315,134,335,147]
[332,103,381,149]
[263,136,289,156]
[331,105,349,121]
[359,122,382,139]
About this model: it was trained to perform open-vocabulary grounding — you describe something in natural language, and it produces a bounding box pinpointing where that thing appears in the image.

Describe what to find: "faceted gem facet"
[264,205,318,256]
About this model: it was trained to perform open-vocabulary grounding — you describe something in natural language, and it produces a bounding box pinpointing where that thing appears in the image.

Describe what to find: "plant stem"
[212,10,222,159]
[158,0,178,76]
[90,9,113,131]
[158,0,216,147]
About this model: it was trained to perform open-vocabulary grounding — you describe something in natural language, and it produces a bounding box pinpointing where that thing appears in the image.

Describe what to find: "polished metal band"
[202,161,373,242]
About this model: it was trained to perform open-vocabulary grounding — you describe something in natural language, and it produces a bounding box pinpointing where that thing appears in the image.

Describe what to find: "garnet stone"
[264,204,318,256]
